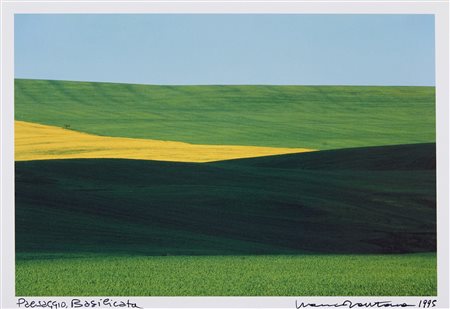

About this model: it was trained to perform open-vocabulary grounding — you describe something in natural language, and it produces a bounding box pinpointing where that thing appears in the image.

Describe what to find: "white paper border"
[1,1,449,308]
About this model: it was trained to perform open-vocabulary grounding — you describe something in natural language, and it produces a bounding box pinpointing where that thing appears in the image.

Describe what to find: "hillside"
[15,79,435,150]
[16,143,436,255]
[15,120,313,162]
[217,143,436,170]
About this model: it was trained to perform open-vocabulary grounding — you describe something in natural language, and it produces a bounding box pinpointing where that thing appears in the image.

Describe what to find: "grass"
[15,79,435,150]
[16,143,436,256]
[16,253,436,296]
[15,120,313,162]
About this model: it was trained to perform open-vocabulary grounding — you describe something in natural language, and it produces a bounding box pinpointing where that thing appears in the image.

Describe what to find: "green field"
[16,253,436,296]
[15,79,435,149]
[15,79,436,296]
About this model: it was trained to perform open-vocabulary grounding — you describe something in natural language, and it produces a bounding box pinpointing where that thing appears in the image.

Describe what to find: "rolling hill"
[15,79,435,150]
[15,143,436,255]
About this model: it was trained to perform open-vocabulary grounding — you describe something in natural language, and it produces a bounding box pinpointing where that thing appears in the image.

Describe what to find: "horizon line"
[14,77,436,87]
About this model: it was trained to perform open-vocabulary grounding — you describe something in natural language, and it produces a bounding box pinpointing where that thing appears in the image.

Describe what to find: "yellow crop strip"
[15,121,314,162]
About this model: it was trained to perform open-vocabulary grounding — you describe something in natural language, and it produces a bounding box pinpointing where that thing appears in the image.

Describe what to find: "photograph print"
[14,14,436,296]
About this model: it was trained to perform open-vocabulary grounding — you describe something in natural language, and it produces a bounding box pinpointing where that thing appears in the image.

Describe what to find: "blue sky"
[15,14,435,86]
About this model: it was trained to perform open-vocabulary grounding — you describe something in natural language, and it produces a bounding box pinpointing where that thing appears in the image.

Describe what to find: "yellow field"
[15,121,314,162]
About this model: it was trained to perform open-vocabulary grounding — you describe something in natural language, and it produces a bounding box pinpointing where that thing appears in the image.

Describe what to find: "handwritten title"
[17,298,142,309]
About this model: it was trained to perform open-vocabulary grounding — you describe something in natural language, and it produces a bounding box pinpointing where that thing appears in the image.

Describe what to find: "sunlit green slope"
[15,79,435,150]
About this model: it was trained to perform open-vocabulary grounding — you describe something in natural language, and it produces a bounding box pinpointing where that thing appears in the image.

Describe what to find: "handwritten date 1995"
[418,300,437,308]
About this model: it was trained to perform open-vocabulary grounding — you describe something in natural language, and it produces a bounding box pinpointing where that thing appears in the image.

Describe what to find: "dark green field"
[16,144,435,255]
[15,79,436,296]
[15,79,435,149]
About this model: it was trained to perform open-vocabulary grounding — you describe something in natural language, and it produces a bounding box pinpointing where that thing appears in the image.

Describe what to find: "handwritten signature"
[295,300,415,308]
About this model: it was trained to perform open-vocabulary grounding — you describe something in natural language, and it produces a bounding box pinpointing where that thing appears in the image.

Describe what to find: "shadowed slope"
[16,143,436,255]
[216,143,436,170]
